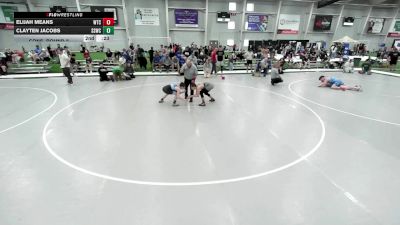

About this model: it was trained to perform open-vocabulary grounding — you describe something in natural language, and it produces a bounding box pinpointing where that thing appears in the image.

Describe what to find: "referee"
[59,49,73,84]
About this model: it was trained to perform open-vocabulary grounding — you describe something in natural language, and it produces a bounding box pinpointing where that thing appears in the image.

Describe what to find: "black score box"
[14,18,105,26]
[14,26,106,35]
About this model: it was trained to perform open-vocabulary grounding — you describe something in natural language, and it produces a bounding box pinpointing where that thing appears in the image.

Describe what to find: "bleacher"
[6,62,50,74]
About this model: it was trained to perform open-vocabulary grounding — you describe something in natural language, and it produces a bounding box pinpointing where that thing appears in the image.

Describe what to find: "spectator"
[359,58,372,75]
[114,49,121,60]
[34,45,41,55]
[85,56,93,73]
[203,57,212,78]
[148,46,154,67]
[216,46,225,75]
[98,63,114,81]
[228,53,236,71]
[244,50,254,73]
[39,49,50,62]
[163,55,173,72]
[211,48,217,74]
[388,48,399,72]
[83,49,90,59]
[106,48,113,62]
[124,63,135,78]
[188,53,198,66]
[343,59,354,73]
[80,44,86,53]
[28,50,38,63]
[47,45,54,58]
[70,54,77,76]
[152,51,162,72]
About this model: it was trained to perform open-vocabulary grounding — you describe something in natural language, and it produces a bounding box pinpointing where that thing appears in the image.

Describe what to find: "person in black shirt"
[98,63,114,82]
[114,50,121,60]
[216,46,225,78]
[70,54,77,76]
[80,44,86,53]
[148,47,154,67]
[106,48,113,62]
[137,45,146,69]
[47,45,54,58]
[388,48,399,72]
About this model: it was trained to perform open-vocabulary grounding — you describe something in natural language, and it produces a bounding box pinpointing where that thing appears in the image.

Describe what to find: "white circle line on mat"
[42,82,326,186]
[0,87,58,134]
[288,79,400,126]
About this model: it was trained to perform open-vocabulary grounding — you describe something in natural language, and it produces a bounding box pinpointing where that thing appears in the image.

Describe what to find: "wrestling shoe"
[209,98,215,102]
[199,102,206,106]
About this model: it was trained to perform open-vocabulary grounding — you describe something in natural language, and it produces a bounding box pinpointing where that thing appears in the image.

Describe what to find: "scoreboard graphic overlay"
[14,12,115,42]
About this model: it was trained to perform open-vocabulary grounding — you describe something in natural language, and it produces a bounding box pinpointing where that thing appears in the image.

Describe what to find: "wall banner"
[388,20,400,37]
[367,18,384,34]
[277,14,300,34]
[246,14,268,32]
[175,9,198,27]
[134,8,159,26]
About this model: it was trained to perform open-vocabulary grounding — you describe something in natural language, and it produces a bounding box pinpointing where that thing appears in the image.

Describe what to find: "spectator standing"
[148,47,154,68]
[211,48,217,74]
[203,57,212,78]
[388,48,399,72]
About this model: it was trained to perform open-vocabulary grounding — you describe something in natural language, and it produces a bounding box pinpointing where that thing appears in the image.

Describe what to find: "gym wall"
[0,0,399,51]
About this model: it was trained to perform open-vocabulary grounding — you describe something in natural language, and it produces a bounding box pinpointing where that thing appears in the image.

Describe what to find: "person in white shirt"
[203,57,212,78]
[59,50,72,84]
[244,50,254,73]
[343,59,354,73]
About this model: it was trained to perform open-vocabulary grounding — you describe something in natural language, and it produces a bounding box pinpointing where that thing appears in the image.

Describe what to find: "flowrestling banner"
[246,14,268,31]
[134,8,159,26]
[277,14,300,34]
[175,9,198,27]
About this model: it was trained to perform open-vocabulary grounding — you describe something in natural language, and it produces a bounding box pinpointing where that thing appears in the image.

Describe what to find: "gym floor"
[0,72,399,225]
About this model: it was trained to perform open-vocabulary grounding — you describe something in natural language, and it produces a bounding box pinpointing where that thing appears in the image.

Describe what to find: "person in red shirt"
[83,49,90,59]
[211,48,217,74]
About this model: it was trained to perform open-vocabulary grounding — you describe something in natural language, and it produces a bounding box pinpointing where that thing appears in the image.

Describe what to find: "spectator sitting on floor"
[124,63,135,78]
[98,63,114,82]
[359,58,372,75]
[343,59,354,73]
